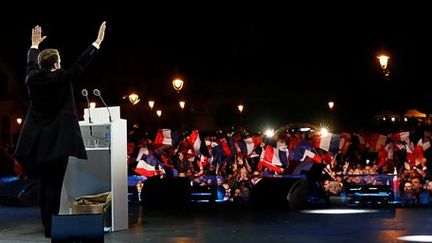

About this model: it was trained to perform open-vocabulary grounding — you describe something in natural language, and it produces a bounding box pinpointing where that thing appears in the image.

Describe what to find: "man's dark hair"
[38,48,59,70]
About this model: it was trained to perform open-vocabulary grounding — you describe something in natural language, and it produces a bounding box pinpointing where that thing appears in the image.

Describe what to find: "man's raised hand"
[95,21,106,46]
[31,25,47,47]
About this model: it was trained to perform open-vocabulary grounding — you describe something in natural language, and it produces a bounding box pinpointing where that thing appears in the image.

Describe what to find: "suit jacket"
[14,45,98,165]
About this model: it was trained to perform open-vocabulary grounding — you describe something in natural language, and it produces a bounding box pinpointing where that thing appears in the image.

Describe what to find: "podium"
[59,106,128,232]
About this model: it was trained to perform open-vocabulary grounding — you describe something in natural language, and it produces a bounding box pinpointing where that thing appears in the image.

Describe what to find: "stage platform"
[1,203,432,242]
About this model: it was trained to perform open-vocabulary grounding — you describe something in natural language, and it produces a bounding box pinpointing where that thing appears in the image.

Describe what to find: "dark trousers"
[38,156,69,236]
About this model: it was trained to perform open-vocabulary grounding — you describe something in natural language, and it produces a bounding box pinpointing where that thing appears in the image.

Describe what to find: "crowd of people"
[126,126,432,206]
[3,125,432,207]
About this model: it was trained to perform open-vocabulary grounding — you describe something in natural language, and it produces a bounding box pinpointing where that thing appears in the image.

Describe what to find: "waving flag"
[314,133,341,153]
[235,136,262,157]
[188,130,209,156]
[290,139,313,161]
[135,160,163,177]
[339,132,351,155]
[368,133,387,152]
[154,129,179,146]
[218,137,235,159]
[391,131,410,143]
[301,150,322,163]
[407,139,431,167]
[260,144,289,167]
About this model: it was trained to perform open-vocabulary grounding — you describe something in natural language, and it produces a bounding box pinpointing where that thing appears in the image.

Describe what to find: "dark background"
[1,4,432,132]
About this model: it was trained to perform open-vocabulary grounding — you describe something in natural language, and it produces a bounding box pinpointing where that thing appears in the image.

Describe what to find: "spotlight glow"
[302,209,378,214]
[398,235,432,242]
[264,129,274,138]
[320,128,329,137]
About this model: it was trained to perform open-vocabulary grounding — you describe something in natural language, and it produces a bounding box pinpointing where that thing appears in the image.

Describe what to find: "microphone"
[81,89,92,124]
[93,89,112,122]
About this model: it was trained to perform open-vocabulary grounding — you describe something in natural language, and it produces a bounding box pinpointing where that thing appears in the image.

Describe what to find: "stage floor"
[0,203,431,242]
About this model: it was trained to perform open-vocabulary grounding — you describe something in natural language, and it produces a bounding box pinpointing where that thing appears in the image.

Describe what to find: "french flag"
[259,144,289,167]
[368,133,387,152]
[188,130,209,156]
[218,138,234,158]
[339,133,351,154]
[314,133,341,153]
[154,129,178,146]
[301,149,322,163]
[236,136,262,157]
[376,143,393,168]
[409,139,431,167]
[290,139,313,161]
[391,131,410,143]
[134,160,163,177]
[212,142,225,165]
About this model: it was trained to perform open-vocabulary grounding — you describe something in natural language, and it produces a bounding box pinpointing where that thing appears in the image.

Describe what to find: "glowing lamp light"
[328,101,334,110]
[128,94,140,105]
[156,109,162,117]
[172,79,184,92]
[391,117,396,122]
[16,118,22,125]
[148,100,155,110]
[404,117,408,122]
[320,127,329,137]
[90,102,96,108]
[238,104,244,113]
[377,55,390,70]
[179,100,186,109]
[264,129,274,138]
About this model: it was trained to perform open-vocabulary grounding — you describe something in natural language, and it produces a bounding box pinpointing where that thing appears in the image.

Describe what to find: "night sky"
[1,5,432,132]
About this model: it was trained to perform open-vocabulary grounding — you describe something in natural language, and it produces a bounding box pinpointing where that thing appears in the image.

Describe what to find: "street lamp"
[328,101,334,110]
[179,100,186,109]
[128,93,140,105]
[148,100,155,110]
[172,79,184,92]
[377,54,390,78]
[238,104,244,113]
[16,118,22,125]
[156,109,162,117]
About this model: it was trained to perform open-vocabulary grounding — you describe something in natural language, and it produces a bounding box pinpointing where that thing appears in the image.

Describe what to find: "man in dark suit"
[14,22,106,237]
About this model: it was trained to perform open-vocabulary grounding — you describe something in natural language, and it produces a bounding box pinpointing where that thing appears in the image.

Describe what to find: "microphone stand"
[81,89,93,137]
